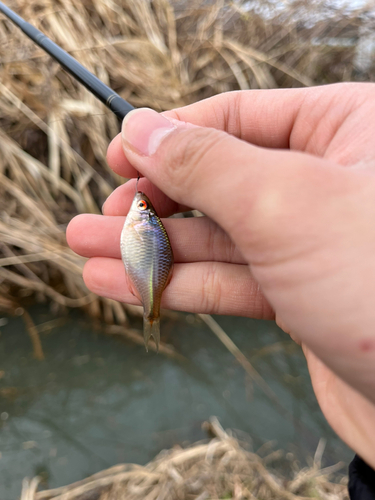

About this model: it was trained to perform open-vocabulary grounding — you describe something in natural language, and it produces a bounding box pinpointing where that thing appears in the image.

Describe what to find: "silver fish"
[120,191,173,351]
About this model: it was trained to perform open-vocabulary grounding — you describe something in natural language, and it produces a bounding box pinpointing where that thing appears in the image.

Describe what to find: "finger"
[106,134,138,179]
[107,88,309,178]
[67,214,246,264]
[83,257,273,319]
[102,177,189,216]
[107,83,375,178]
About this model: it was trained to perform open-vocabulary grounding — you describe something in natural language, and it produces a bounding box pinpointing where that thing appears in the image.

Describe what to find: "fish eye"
[137,200,148,211]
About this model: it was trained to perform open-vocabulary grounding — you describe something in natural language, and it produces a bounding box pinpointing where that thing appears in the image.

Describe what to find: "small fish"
[120,191,173,351]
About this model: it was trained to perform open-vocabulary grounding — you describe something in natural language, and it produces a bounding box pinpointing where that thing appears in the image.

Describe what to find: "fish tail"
[143,316,160,353]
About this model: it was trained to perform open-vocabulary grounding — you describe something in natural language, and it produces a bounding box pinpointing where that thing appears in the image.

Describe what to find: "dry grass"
[1,2,370,496]
[20,418,349,500]
[0,0,373,338]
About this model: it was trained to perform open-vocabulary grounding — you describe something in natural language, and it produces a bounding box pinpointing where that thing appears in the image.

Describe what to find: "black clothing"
[349,455,375,499]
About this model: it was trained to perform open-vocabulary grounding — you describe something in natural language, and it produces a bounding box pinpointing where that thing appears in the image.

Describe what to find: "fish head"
[127,191,156,221]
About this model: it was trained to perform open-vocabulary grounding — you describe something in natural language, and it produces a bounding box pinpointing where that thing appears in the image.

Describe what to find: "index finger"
[107,86,310,178]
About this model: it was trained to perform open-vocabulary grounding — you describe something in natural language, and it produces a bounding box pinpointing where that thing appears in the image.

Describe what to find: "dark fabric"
[349,455,375,499]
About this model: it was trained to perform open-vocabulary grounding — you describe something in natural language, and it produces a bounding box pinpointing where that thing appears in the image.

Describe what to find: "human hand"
[67,83,375,468]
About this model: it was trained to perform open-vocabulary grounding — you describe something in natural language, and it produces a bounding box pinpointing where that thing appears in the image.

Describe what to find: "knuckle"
[206,220,217,260]
[224,236,238,263]
[206,219,237,263]
[200,262,223,314]
[224,91,244,137]
[162,127,225,193]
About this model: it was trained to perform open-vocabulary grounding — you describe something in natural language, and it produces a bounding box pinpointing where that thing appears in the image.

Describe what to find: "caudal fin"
[143,317,160,352]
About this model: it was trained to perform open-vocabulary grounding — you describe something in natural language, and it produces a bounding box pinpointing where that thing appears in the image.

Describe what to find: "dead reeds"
[20,418,349,500]
[1,2,369,496]
[0,0,373,334]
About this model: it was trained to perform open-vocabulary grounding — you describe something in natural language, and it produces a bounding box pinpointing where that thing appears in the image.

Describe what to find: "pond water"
[0,306,352,500]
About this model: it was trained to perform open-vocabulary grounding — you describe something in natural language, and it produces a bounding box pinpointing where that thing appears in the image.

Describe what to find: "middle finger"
[102,178,190,217]
[67,214,246,264]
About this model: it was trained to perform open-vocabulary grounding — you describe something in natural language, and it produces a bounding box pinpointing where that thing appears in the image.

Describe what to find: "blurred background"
[0,0,374,498]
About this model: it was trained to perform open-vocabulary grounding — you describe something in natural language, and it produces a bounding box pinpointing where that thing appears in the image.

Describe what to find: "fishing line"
[135,174,140,194]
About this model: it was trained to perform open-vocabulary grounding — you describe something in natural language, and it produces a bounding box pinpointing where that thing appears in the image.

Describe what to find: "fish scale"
[120,192,173,351]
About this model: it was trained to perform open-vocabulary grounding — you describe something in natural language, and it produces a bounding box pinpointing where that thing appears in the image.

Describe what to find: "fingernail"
[122,108,176,156]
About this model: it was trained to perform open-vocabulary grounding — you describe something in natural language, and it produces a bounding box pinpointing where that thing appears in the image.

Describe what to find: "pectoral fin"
[125,271,141,301]
[165,264,174,289]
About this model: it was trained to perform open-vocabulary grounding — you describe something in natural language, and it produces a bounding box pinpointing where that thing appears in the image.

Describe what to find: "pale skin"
[67,82,375,469]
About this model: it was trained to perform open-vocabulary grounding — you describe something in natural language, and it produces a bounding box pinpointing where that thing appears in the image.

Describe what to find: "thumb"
[121,108,375,406]
[120,107,342,252]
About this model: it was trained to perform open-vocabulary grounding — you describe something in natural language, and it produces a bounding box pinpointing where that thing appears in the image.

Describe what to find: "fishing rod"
[0,2,135,120]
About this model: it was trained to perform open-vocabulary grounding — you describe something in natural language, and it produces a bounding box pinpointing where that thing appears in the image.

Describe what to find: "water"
[0,306,352,499]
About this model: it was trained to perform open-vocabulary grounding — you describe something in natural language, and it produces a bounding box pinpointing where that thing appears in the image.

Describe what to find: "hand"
[67,83,375,468]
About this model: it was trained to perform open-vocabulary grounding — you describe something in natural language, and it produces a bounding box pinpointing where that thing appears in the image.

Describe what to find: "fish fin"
[124,271,141,300]
[165,264,174,288]
[143,317,160,353]
[133,225,145,243]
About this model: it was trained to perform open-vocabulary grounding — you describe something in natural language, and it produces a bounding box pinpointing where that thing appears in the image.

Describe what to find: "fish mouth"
[134,191,152,203]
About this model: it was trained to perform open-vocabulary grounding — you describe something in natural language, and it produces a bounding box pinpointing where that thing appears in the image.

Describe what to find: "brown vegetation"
[20,418,349,500]
[1,1,371,496]
[0,0,372,335]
